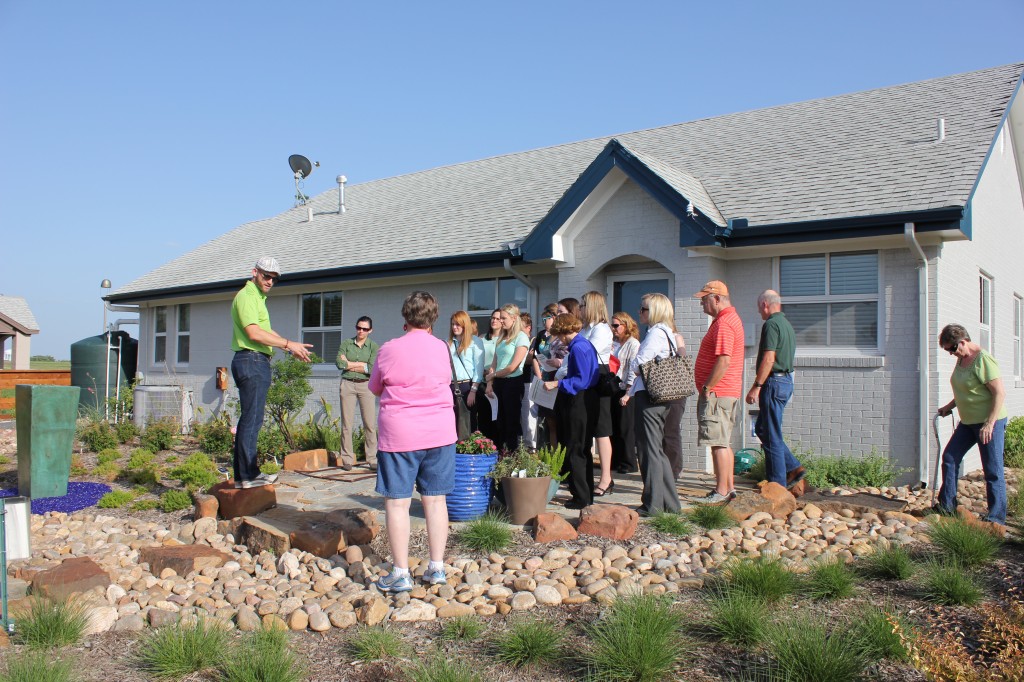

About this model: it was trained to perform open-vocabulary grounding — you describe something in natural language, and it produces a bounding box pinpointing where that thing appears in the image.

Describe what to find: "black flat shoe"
[615,465,637,474]
[594,481,616,496]
[565,499,588,510]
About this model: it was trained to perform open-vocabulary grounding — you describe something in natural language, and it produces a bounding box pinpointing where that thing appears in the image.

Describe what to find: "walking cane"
[930,413,952,506]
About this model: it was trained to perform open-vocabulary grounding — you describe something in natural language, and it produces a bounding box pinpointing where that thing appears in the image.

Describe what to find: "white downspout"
[904,222,931,487]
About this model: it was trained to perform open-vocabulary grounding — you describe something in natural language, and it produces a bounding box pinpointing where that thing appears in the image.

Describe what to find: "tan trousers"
[340,379,378,467]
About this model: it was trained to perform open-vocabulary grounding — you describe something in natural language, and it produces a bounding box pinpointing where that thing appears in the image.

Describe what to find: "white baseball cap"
[254,257,281,275]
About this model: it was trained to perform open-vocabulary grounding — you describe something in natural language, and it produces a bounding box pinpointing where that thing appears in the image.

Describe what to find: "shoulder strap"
[660,328,677,356]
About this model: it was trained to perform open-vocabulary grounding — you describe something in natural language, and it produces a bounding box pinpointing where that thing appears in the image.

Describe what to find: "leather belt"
[344,377,369,383]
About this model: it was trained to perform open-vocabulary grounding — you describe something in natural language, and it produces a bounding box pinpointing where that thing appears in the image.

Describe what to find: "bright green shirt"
[951,350,1007,425]
[231,280,273,355]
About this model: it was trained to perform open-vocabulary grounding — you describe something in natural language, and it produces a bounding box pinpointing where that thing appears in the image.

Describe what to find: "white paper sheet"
[486,392,499,420]
[529,377,559,410]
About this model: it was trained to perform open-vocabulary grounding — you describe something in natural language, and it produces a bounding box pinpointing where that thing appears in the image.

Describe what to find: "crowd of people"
[231,258,1009,593]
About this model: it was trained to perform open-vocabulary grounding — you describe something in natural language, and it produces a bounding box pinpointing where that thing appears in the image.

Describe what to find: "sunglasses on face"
[356,326,371,332]
[257,270,279,283]
[639,307,649,313]
[610,323,622,329]
[944,341,960,354]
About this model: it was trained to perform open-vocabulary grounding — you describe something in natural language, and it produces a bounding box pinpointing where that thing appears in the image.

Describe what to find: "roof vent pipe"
[937,118,946,142]
[337,175,347,214]
[306,206,314,222]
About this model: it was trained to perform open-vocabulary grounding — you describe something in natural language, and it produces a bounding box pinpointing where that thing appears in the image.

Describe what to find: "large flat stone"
[290,522,347,558]
[139,545,231,577]
[726,482,796,522]
[324,508,380,546]
[31,557,110,601]
[799,491,908,516]
[211,480,277,519]
[238,516,292,556]
[283,449,329,472]
[577,505,638,541]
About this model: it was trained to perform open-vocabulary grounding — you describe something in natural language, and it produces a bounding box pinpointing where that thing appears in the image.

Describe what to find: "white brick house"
[109,64,1024,486]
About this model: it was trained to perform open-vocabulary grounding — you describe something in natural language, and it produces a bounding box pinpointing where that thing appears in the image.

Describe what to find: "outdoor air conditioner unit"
[133,385,194,434]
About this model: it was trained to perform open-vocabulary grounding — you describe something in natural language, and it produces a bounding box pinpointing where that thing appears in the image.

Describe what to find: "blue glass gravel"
[0,482,112,514]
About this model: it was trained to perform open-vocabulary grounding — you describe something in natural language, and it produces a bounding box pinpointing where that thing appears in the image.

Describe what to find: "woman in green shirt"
[935,323,1007,525]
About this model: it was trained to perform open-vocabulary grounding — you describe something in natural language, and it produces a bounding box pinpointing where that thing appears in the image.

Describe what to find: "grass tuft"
[347,626,409,661]
[702,589,769,646]
[685,503,735,530]
[0,651,76,682]
[761,612,869,682]
[648,511,694,537]
[13,597,89,649]
[859,540,915,580]
[138,616,230,678]
[920,559,983,606]
[493,619,563,668]
[222,626,306,682]
[458,510,513,554]
[405,652,483,682]
[846,604,910,662]
[580,593,686,682]
[804,556,857,600]
[926,515,1002,567]
[720,556,798,603]
[440,615,485,641]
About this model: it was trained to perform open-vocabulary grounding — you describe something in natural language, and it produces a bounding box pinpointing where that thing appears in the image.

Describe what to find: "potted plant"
[487,441,552,525]
[448,431,499,521]
[536,443,568,504]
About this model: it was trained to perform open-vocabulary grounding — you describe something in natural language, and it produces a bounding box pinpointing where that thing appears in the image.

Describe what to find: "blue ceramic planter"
[448,452,498,521]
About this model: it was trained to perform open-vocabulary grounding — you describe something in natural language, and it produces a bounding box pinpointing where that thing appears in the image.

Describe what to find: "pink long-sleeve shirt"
[368,328,457,452]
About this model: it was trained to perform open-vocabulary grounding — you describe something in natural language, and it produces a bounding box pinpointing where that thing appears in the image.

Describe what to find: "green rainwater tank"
[70,332,138,413]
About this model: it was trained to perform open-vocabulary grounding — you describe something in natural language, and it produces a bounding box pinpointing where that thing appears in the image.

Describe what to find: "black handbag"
[595,366,620,397]
[449,347,473,441]
[640,329,696,403]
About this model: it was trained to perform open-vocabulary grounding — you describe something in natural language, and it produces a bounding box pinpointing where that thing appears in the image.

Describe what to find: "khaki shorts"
[697,393,739,448]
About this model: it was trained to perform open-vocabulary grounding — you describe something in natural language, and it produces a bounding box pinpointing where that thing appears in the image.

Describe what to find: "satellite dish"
[288,154,320,206]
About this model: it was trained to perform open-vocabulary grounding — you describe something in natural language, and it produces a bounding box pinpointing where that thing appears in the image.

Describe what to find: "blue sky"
[1,0,1022,358]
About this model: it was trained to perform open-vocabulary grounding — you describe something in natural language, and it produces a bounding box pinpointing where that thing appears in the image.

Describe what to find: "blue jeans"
[938,418,1007,524]
[755,374,801,486]
[231,350,272,483]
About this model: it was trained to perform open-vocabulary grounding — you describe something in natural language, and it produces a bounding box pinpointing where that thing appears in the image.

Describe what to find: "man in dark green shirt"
[336,316,380,470]
[745,290,803,491]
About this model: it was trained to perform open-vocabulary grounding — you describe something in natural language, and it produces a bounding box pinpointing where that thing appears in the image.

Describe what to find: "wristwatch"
[753,381,763,388]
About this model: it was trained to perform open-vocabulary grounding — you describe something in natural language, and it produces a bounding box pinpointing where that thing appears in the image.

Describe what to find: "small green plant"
[702,589,769,646]
[405,653,483,682]
[161,489,192,512]
[97,490,136,508]
[138,616,229,679]
[804,556,857,600]
[493,619,563,668]
[458,510,513,553]
[926,514,1002,567]
[352,425,366,458]
[140,417,180,452]
[920,559,983,606]
[1009,488,1023,519]
[761,613,869,682]
[347,626,409,661]
[265,354,320,450]
[114,420,139,444]
[78,420,118,452]
[131,498,160,511]
[685,503,736,530]
[196,414,234,456]
[96,448,121,465]
[648,511,694,537]
[488,440,551,481]
[0,651,76,682]
[1004,415,1024,468]
[93,460,121,482]
[257,427,288,461]
[13,597,89,649]
[720,556,798,603]
[127,448,155,469]
[260,460,281,476]
[859,540,916,580]
[536,443,568,482]
[580,594,686,682]
[801,450,908,488]
[440,615,485,641]
[455,431,498,455]
[168,452,219,491]
[0,455,10,466]
[69,454,87,477]
[847,604,909,661]
[221,625,306,682]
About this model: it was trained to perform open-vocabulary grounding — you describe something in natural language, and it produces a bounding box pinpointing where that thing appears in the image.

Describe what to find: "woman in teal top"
[476,309,503,444]
[485,303,530,452]
[935,323,1007,525]
[449,310,485,433]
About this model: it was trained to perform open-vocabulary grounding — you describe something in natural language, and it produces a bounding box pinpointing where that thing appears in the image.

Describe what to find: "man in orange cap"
[692,280,745,503]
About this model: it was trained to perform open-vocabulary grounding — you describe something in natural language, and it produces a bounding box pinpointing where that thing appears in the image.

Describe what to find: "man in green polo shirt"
[336,316,379,470]
[745,289,804,492]
[230,257,312,488]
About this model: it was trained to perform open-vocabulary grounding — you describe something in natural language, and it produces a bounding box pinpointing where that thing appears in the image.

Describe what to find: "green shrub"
[685,503,736,530]
[648,511,694,537]
[168,453,219,491]
[93,460,121,481]
[404,653,483,682]
[580,594,686,682]
[1004,415,1024,468]
[761,613,869,682]
[96,448,121,465]
[352,426,366,457]
[114,420,139,444]
[347,626,408,661]
[926,515,1002,567]
[13,597,89,649]
[222,626,305,682]
[1010,488,1024,519]
[720,556,798,603]
[920,559,983,606]
[161,489,193,513]
[859,540,916,580]
[440,615,484,641]
[125,448,160,486]
[804,557,857,600]
[458,511,512,553]
[138,617,229,679]
[69,454,88,477]
[97,490,136,508]
[493,619,563,668]
[0,455,10,466]
[847,604,909,661]
[79,420,117,452]
[140,417,179,452]
[0,651,76,682]
[260,460,281,476]
[702,589,769,646]
[257,427,288,460]
[196,417,234,456]
[131,499,160,511]
[127,448,155,469]
[802,451,906,488]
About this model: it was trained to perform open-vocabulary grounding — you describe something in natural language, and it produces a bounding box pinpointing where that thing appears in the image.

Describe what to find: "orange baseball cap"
[693,280,729,298]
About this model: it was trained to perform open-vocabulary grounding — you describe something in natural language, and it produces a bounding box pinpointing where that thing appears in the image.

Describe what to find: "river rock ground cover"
[0,426,1021,681]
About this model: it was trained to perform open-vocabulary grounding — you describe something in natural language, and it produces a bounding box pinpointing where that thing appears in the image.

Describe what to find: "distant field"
[30,360,71,370]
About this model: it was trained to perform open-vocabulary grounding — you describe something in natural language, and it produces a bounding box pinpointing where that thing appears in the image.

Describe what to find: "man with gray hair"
[745,289,804,492]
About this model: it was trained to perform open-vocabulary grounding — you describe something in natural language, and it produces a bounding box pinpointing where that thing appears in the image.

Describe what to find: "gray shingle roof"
[0,295,40,333]
[114,63,1023,299]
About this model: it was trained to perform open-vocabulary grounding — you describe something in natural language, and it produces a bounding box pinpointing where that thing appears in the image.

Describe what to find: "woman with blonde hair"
[621,292,682,515]
[476,309,502,443]
[610,311,641,473]
[485,303,531,452]
[580,290,616,495]
[448,310,484,434]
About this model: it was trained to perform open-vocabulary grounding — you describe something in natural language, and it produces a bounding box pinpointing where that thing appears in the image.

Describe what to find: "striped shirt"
[694,306,745,398]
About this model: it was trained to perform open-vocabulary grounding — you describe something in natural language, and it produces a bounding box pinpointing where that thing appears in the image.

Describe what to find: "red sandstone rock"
[192,491,219,519]
[726,482,797,522]
[139,545,231,577]
[533,512,578,542]
[238,517,292,556]
[290,522,348,557]
[283,449,328,472]
[31,557,110,601]
[325,508,380,546]
[211,481,277,519]
[577,505,639,541]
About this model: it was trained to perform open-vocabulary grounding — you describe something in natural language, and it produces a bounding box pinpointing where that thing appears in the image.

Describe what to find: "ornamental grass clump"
[458,510,513,554]
[804,556,858,600]
[920,559,983,606]
[720,556,798,604]
[0,651,76,682]
[13,597,89,649]
[138,617,229,679]
[347,626,409,661]
[847,604,910,662]
[405,653,483,682]
[440,615,485,641]
[859,540,916,580]
[493,619,564,668]
[926,514,1002,567]
[702,589,769,646]
[580,593,687,682]
[648,511,694,537]
[222,625,306,682]
[685,502,735,530]
[760,613,869,682]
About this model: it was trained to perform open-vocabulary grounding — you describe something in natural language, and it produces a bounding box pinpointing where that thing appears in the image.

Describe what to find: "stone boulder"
[238,516,292,556]
[725,482,796,522]
[533,512,578,542]
[283,449,329,472]
[139,544,231,577]
[211,480,277,519]
[800,491,907,517]
[325,508,381,546]
[577,505,639,541]
[31,557,110,601]
[191,491,219,519]
[290,522,348,558]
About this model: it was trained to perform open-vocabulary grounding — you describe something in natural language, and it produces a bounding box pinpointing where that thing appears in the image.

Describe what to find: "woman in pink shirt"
[369,290,457,593]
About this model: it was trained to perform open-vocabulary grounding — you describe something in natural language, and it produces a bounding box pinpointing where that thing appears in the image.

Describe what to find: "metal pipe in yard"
[904,222,931,488]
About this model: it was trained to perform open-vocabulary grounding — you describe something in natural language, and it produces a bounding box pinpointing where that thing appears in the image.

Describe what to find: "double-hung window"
[979,274,993,352]
[301,292,343,362]
[467,277,529,333]
[1013,295,1022,379]
[778,251,879,351]
[152,304,190,365]
[153,307,168,364]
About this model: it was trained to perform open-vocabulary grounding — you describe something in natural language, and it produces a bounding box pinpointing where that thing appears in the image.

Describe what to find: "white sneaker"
[256,472,279,484]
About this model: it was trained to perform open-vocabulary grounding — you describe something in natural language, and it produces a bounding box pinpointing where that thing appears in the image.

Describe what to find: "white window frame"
[1013,294,1022,379]
[979,273,993,353]
[152,304,189,367]
[465,277,531,331]
[300,291,344,366]
[775,251,882,355]
[176,304,190,366]
[153,306,168,365]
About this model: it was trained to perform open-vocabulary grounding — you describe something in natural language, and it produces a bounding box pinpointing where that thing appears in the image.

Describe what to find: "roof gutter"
[503,241,537,316]
[904,222,932,489]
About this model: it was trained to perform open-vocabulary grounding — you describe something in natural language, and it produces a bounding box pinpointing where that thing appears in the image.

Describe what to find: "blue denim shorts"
[376,444,456,498]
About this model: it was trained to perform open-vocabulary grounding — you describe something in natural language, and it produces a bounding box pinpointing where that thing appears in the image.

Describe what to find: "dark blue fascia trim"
[106,251,514,304]
[961,200,973,240]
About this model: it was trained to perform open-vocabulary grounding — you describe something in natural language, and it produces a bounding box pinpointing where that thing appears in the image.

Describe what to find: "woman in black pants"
[484,303,530,453]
